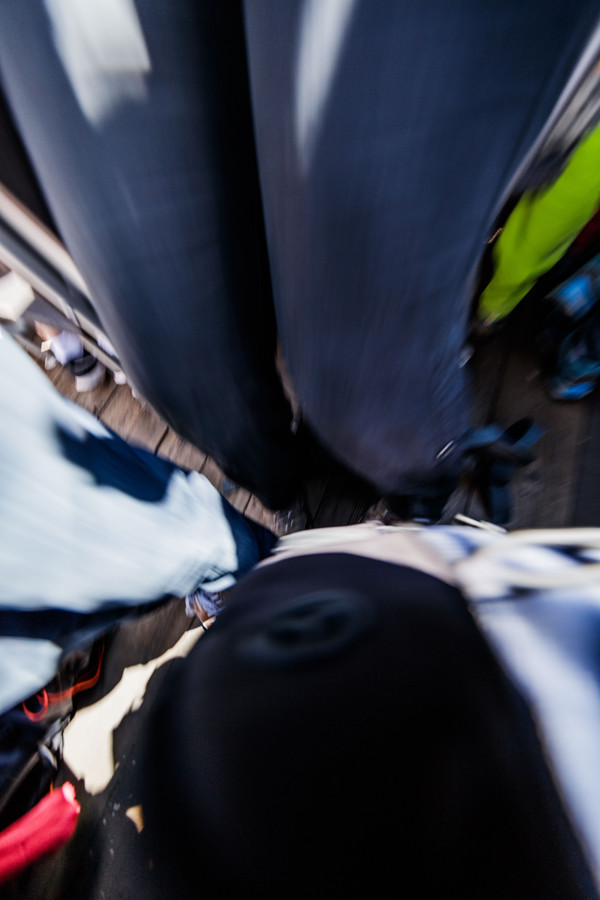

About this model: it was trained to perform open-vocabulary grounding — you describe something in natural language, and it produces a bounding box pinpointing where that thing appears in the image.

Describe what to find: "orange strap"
[22,640,105,722]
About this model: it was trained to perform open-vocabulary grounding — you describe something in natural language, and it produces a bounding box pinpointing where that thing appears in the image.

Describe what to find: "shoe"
[553,274,597,320]
[65,352,106,393]
[545,350,600,400]
[535,274,600,401]
[540,320,600,400]
[185,588,226,622]
[43,352,59,371]
[271,497,308,537]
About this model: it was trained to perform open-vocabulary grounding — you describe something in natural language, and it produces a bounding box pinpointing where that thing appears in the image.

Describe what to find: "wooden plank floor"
[7,320,600,899]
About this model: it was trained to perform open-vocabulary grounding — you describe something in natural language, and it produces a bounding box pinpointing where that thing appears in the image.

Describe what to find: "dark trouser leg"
[243,0,599,498]
[0,0,302,509]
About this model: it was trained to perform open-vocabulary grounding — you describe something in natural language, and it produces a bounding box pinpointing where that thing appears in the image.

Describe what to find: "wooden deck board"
[155,427,207,472]
[243,493,273,529]
[119,403,169,452]
[98,392,152,444]
[43,358,120,418]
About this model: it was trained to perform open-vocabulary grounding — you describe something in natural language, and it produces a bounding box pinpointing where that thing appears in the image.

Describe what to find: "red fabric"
[569,206,600,258]
[0,782,80,883]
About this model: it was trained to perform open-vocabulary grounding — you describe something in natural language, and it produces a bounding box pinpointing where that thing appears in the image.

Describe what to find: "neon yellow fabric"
[478,122,600,324]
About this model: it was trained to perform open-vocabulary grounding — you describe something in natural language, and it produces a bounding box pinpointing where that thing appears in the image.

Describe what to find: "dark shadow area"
[3,643,201,899]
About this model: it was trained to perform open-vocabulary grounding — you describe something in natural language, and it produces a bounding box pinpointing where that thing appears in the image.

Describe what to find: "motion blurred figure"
[0,0,598,515]
[0,0,304,513]
[243,0,600,514]
[134,520,600,898]
[0,328,273,715]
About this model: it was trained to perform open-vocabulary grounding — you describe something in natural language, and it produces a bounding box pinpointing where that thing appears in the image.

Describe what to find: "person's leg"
[34,322,107,392]
[0,328,273,712]
[136,551,595,898]
[479,121,600,326]
[0,330,275,711]
[0,0,302,510]
[243,0,600,500]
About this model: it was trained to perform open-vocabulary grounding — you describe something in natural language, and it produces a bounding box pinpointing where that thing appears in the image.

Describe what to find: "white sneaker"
[74,359,106,393]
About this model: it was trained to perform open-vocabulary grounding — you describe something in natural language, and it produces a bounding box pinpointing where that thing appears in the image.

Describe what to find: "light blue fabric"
[421,525,600,886]
[0,328,271,712]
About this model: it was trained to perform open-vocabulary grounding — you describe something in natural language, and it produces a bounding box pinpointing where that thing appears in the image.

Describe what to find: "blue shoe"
[552,274,596,320]
[545,337,600,401]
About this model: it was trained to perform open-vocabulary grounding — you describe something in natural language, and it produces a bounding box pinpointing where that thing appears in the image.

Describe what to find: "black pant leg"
[0,0,303,509]
[243,0,599,497]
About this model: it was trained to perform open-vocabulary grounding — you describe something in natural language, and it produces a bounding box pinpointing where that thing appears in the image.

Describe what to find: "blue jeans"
[0,329,273,713]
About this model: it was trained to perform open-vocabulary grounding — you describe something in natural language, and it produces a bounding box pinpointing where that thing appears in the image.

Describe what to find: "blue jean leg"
[0,329,273,711]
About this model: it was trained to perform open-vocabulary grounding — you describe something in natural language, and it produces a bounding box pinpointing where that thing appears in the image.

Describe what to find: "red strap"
[0,782,80,883]
[23,639,105,722]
